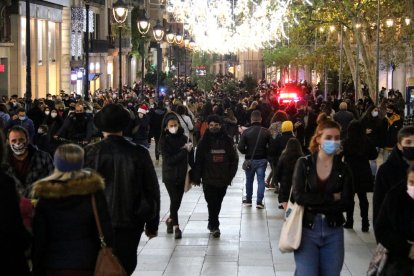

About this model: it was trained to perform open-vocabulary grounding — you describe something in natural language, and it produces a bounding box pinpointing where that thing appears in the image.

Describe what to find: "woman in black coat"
[275,138,303,209]
[0,131,31,275]
[159,112,194,239]
[342,120,378,232]
[43,107,64,154]
[374,165,414,275]
[32,144,112,276]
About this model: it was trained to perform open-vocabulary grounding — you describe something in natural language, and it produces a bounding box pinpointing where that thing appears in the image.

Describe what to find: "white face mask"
[10,142,28,156]
[371,111,378,117]
[51,112,58,118]
[407,185,414,199]
[45,111,50,116]
[168,126,178,134]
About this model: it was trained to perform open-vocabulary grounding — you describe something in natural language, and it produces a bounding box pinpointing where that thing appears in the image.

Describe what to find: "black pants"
[112,226,144,275]
[165,181,185,225]
[203,185,227,229]
[346,192,369,222]
[154,136,160,161]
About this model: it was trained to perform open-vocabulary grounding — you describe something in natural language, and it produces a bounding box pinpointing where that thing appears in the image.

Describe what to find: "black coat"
[292,154,354,228]
[275,151,303,203]
[293,111,318,149]
[149,107,167,140]
[268,132,294,161]
[159,128,193,184]
[0,171,30,275]
[342,138,378,193]
[193,129,238,187]
[238,123,271,160]
[360,115,387,148]
[333,110,354,140]
[383,115,403,149]
[84,135,160,231]
[373,147,408,225]
[32,172,112,275]
[375,183,414,268]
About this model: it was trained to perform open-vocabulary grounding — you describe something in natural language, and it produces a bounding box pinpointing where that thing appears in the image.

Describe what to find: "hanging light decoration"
[166,0,310,54]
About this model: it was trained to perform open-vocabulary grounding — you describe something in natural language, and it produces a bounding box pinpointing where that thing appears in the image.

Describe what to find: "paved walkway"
[133,148,377,276]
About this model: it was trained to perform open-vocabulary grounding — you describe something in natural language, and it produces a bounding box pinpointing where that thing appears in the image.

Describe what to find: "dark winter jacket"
[159,127,193,184]
[84,135,160,231]
[293,110,317,149]
[193,129,238,187]
[375,183,414,268]
[0,170,31,275]
[275,150,303,203]
[342,138,378,193]
[333,110,354,140]
[383,114,403,149]
[7,144,54,197]
[373,147,408,225]
[292,154,354,228]
[268,132,294,161]
[27,106,46,131]
[149,107,167,140]
[56,112,94,141]
[238,123,271,160]
[32,171,112,275]
[360,115,387,148]
[7,117,36,141]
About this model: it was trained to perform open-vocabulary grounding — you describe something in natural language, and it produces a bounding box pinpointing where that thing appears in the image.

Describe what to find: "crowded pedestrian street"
[132,146,377,276]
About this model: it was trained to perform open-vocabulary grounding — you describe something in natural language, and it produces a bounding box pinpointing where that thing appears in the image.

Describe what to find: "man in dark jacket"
[382,104,403,161]
[148,101,167,164]
[238,110,270,209]
[7,108,36,142]
[192,115,238,237]
[373,126,414,227]
[84,104,160,274]
[7,126,54,197]
[333,102,354,140]
[55,103,94,143]
[293,103,317,154]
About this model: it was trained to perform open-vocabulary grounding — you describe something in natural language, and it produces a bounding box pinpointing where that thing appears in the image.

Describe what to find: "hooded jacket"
[31,171,112,275]
[193,128,239,187]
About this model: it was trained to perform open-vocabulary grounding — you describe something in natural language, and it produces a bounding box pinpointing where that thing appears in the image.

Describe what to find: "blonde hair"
[55,144,84,164]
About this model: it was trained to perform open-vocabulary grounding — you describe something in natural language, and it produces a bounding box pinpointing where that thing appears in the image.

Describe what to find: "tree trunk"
[355,29,376,101]
[343,32,357,93]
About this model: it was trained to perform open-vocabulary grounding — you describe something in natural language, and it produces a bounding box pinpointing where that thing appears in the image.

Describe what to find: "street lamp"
[166,27,175,78]
[112,0,128,99]
[175,29,183,85]
[405,17,411,26]
[137,9,150,97]
[386,19,394,28]
[183,33,190,85]
[152,20,164,101]
[83,0,90,101]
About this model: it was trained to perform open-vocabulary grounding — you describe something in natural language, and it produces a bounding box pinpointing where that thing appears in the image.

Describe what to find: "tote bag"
[278,188,304,253]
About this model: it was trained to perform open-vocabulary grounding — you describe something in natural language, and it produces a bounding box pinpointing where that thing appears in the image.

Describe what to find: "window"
[48,22,56,62]
[38,20,45,65]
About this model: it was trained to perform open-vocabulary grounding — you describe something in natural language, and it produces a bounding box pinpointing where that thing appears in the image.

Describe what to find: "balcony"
[109,36,131,49]
[90,39,109,53]
[88,0,105,5]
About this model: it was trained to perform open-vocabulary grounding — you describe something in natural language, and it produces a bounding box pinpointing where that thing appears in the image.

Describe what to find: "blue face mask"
[322,140,340,155]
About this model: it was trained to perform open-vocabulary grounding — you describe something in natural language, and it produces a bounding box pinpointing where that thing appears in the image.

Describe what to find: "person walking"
[374,165,414,275]
[84,104,160,274]
[342,120,378,232]
[0,130,31,275]
[333,102,354,140]
[159,112,194,239]
[238,110,271,209]
[32,144,112,276]
[148,101,167,165]
[292,120,354,276]
[192,115,238,237]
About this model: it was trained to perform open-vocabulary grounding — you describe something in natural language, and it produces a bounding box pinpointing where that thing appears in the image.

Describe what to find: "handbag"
[367,243,388,276]
[91,194,127,276]
[278,187,304,253]
[242,127,262,171]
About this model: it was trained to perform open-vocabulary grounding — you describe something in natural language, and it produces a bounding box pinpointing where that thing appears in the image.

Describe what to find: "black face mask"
[402,147,414,161]
[209,127,220,134]
[386,112,394,117]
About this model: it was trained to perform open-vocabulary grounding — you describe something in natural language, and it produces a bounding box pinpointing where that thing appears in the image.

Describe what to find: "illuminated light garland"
[167,0,312,54]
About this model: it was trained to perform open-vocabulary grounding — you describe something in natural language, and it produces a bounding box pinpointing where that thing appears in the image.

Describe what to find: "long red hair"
[309,120,341,154]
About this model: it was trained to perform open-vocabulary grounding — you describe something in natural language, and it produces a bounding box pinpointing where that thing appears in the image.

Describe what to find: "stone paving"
[133,149,377,276]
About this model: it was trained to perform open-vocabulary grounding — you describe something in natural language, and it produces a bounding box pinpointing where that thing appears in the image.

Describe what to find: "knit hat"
[281,121,294,133]
[93,103,130,133]
[138,104,148,114]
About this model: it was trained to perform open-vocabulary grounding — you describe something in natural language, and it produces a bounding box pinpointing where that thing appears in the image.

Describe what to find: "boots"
[362,219,370,232]
[343,218,354,229]
[174,226,182,239]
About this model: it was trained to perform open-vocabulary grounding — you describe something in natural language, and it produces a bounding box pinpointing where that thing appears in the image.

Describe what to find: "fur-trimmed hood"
[32,171,105,198]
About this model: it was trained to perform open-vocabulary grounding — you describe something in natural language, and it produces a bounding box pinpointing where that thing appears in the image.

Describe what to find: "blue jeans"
[294,214,344,276]
[244,159,267,204]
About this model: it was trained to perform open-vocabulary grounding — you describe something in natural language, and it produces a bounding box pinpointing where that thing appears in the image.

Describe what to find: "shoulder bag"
[278,156,312,253]
[92,194,127,276]
[242,127,263,171]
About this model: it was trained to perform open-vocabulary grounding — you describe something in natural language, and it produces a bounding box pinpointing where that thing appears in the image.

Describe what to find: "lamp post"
[166,27,175,77]
[184,33,190,85]
[83,0,90,101]
[112,0,128,99]
[153,20,165,101]
[25,0,31,111]
[175,30,183,86]
[355,21,361,102]
[137,9,150,96]
[339,25,344,99]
